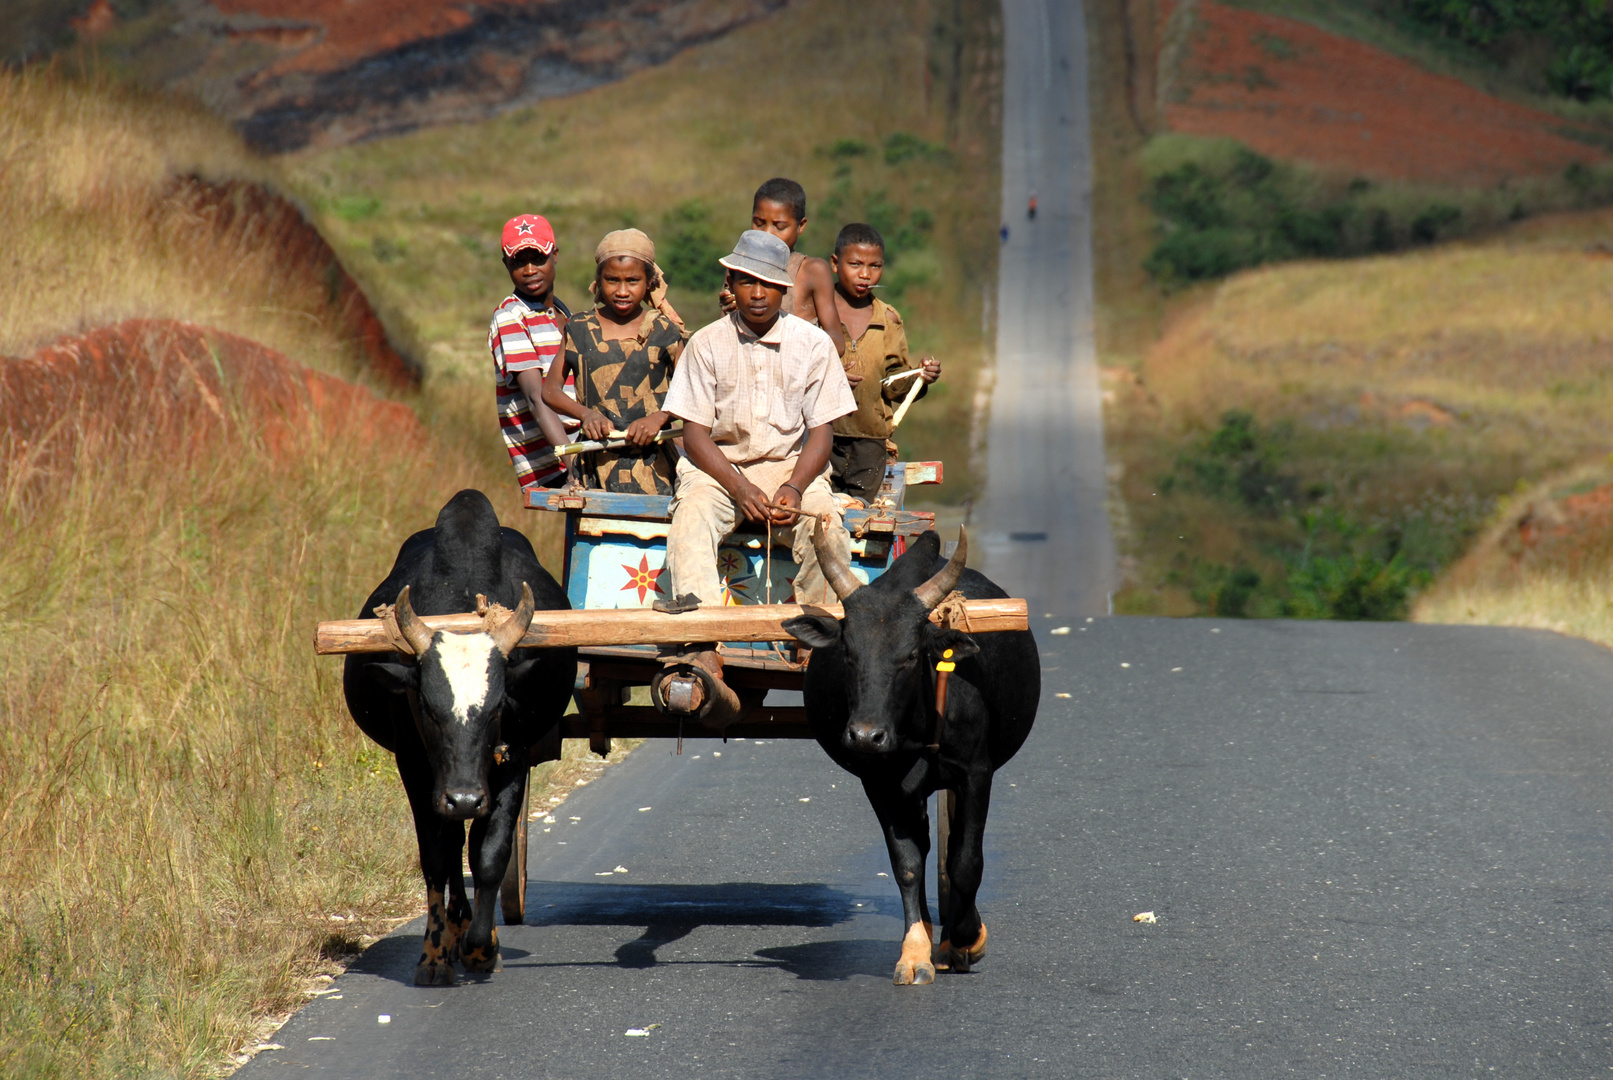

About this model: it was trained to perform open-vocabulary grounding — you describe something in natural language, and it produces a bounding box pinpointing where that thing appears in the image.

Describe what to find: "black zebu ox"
[344,490,575,986]
[784,527,1038,985]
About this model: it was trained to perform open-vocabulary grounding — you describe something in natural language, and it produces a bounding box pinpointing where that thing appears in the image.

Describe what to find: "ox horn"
[392,585,436,656]
[810,517,862,600]
[488,581,536,657]
[913,526,968,611]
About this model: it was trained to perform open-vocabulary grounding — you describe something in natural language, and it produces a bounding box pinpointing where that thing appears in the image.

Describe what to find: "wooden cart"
[313,460,1027,925]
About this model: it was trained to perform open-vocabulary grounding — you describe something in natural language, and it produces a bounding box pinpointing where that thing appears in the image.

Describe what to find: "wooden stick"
[313,598,1028,655]
[554,426,681,457]
[889,371,927,431]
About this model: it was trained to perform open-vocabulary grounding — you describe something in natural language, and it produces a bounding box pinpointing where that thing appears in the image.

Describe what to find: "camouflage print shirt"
[563,307,687,494]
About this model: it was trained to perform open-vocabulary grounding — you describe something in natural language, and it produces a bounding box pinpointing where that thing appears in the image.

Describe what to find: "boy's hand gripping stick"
[554,425,683,457]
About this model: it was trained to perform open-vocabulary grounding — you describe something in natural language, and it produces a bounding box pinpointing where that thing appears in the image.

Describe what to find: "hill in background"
[19,0,788,150]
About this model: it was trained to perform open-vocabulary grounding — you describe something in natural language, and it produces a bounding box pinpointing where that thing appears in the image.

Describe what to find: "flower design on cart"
[619,554,666,604]
[716,547,749,579]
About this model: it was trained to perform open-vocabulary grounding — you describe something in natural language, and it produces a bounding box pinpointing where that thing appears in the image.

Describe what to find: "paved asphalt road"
[974,0,1116,619]
[244,618,1613,1077]
[241,1,1613,1074]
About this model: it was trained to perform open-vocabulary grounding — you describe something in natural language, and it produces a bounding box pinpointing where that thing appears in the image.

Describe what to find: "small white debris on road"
[638,807,652,812]
[1055,692,1071,699]
[1133,911,1157,924]
[614,866,628,873]
[1120,662,1131,668]
[1171,667,1182,672]
[1050,626,1071,635]
[712,751,722,757]
[1086,617,1095,623]
[377,1015,391,1025]
[799,797,811,802]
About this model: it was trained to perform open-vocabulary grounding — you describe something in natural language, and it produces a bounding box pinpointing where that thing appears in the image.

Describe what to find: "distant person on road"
[825,223,941,506]
[1028,191,1038,219]
[488,213,576,490]
[540,229,688,495]
[1000,222,1010,244]
[719,178,848,356]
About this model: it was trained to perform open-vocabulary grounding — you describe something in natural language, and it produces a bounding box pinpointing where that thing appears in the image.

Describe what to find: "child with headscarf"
[541,229,688,494]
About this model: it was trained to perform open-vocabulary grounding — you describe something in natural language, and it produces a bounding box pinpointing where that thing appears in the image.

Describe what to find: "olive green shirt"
[832,297,924,440]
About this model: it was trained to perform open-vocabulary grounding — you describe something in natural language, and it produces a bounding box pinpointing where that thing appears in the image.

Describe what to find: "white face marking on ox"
[428,631,500,726]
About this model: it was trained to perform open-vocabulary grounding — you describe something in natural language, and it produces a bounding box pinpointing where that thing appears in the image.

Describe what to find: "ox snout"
[438,788,489,819]
[844,718,895,754]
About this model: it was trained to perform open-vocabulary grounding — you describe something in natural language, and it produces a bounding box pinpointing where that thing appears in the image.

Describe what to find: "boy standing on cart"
[659,230,857,713]
[488,213,577,490]
[827,222,942,505]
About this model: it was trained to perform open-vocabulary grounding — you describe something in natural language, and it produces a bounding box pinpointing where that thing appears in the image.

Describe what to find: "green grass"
[1140,133,1613,288]
[1104,206,1613,617]
[284,0,1003,503]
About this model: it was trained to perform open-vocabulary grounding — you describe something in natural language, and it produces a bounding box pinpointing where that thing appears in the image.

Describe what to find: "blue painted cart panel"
[529,463,936,666]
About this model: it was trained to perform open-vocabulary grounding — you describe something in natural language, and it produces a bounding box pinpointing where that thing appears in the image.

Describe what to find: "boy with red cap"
[488,213,577,490]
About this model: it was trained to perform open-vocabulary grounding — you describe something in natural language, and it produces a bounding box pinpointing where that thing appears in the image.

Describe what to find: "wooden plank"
[904,461,943,485]
[527,489,673,520]
[313,597,1028,655]
[843,508,936,538]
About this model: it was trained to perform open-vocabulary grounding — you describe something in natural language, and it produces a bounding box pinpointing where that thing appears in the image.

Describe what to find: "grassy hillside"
[0,71,634,1078]
[1104,207,1613,617]
[286,0,1003,502]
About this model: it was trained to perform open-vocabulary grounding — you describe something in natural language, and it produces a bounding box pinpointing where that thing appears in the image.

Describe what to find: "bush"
[1286,552,1421,620]
[1400,0,1613,101]
[1172,410,1298,511]
[659,201,727,295]
[1141,136,1613,286]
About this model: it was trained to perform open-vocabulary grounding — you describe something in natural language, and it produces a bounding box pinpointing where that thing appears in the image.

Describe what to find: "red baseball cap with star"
[501,214,556,258]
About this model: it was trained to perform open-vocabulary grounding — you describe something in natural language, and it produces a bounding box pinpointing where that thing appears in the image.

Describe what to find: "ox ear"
[781,614,842,649]
[504,656,542,688]
[927,626,980,662]
[365,661,419,696]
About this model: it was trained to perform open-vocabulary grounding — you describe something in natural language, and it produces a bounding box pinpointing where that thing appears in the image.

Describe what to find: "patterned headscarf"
[591,228,683,330]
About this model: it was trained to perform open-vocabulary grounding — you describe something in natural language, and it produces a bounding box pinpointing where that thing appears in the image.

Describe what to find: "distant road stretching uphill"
[975,0,1117,619]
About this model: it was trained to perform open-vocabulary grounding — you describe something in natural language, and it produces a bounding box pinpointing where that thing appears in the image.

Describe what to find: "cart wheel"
[936,788,956,929]
[500,771,530,925]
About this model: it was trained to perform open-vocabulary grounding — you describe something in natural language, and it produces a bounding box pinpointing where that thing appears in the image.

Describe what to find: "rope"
[929,590,974,632]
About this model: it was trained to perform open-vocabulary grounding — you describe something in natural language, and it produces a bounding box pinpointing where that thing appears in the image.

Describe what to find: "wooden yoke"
[313,598,1029,655]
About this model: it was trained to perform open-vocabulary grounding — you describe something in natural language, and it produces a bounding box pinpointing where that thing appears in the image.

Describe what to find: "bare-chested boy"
[720,177,848,356]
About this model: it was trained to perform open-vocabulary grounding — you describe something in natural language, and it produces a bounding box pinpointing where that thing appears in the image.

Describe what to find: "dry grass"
[1414,460,1613,648]
[285,0,1003,500]
[1104,206,1613,615]
[0,66,385,385]
[0,69,584,1077]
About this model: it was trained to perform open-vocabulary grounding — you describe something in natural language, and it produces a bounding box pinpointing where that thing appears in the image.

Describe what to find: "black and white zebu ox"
[344,489,575,986]
[784,527,1039,985]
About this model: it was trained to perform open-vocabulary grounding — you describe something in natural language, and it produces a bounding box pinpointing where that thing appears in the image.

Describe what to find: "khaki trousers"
[666,454,850,608]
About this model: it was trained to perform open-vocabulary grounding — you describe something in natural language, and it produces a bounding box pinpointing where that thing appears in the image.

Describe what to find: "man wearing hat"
[660,229,857,688]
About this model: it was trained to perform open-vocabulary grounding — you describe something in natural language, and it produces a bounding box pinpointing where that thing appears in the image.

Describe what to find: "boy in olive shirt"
[826,223,941,504]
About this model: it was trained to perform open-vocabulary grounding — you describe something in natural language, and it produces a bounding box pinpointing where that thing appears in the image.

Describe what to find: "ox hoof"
[893,958,936,986]
[461,947,502,973]
[892,921,936,986]
[414,960,456,987]
[942,923,989,974]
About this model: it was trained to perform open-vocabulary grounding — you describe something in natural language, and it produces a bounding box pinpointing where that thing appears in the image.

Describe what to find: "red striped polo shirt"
[488,293,578,489]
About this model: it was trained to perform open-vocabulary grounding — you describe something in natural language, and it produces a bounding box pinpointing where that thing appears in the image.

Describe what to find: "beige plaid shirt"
[663,312,855,465]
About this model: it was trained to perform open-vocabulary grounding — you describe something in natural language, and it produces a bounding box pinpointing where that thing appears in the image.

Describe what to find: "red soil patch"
[1162,0,1605,183]
[0,319,423,499]
[170,177,415,390]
